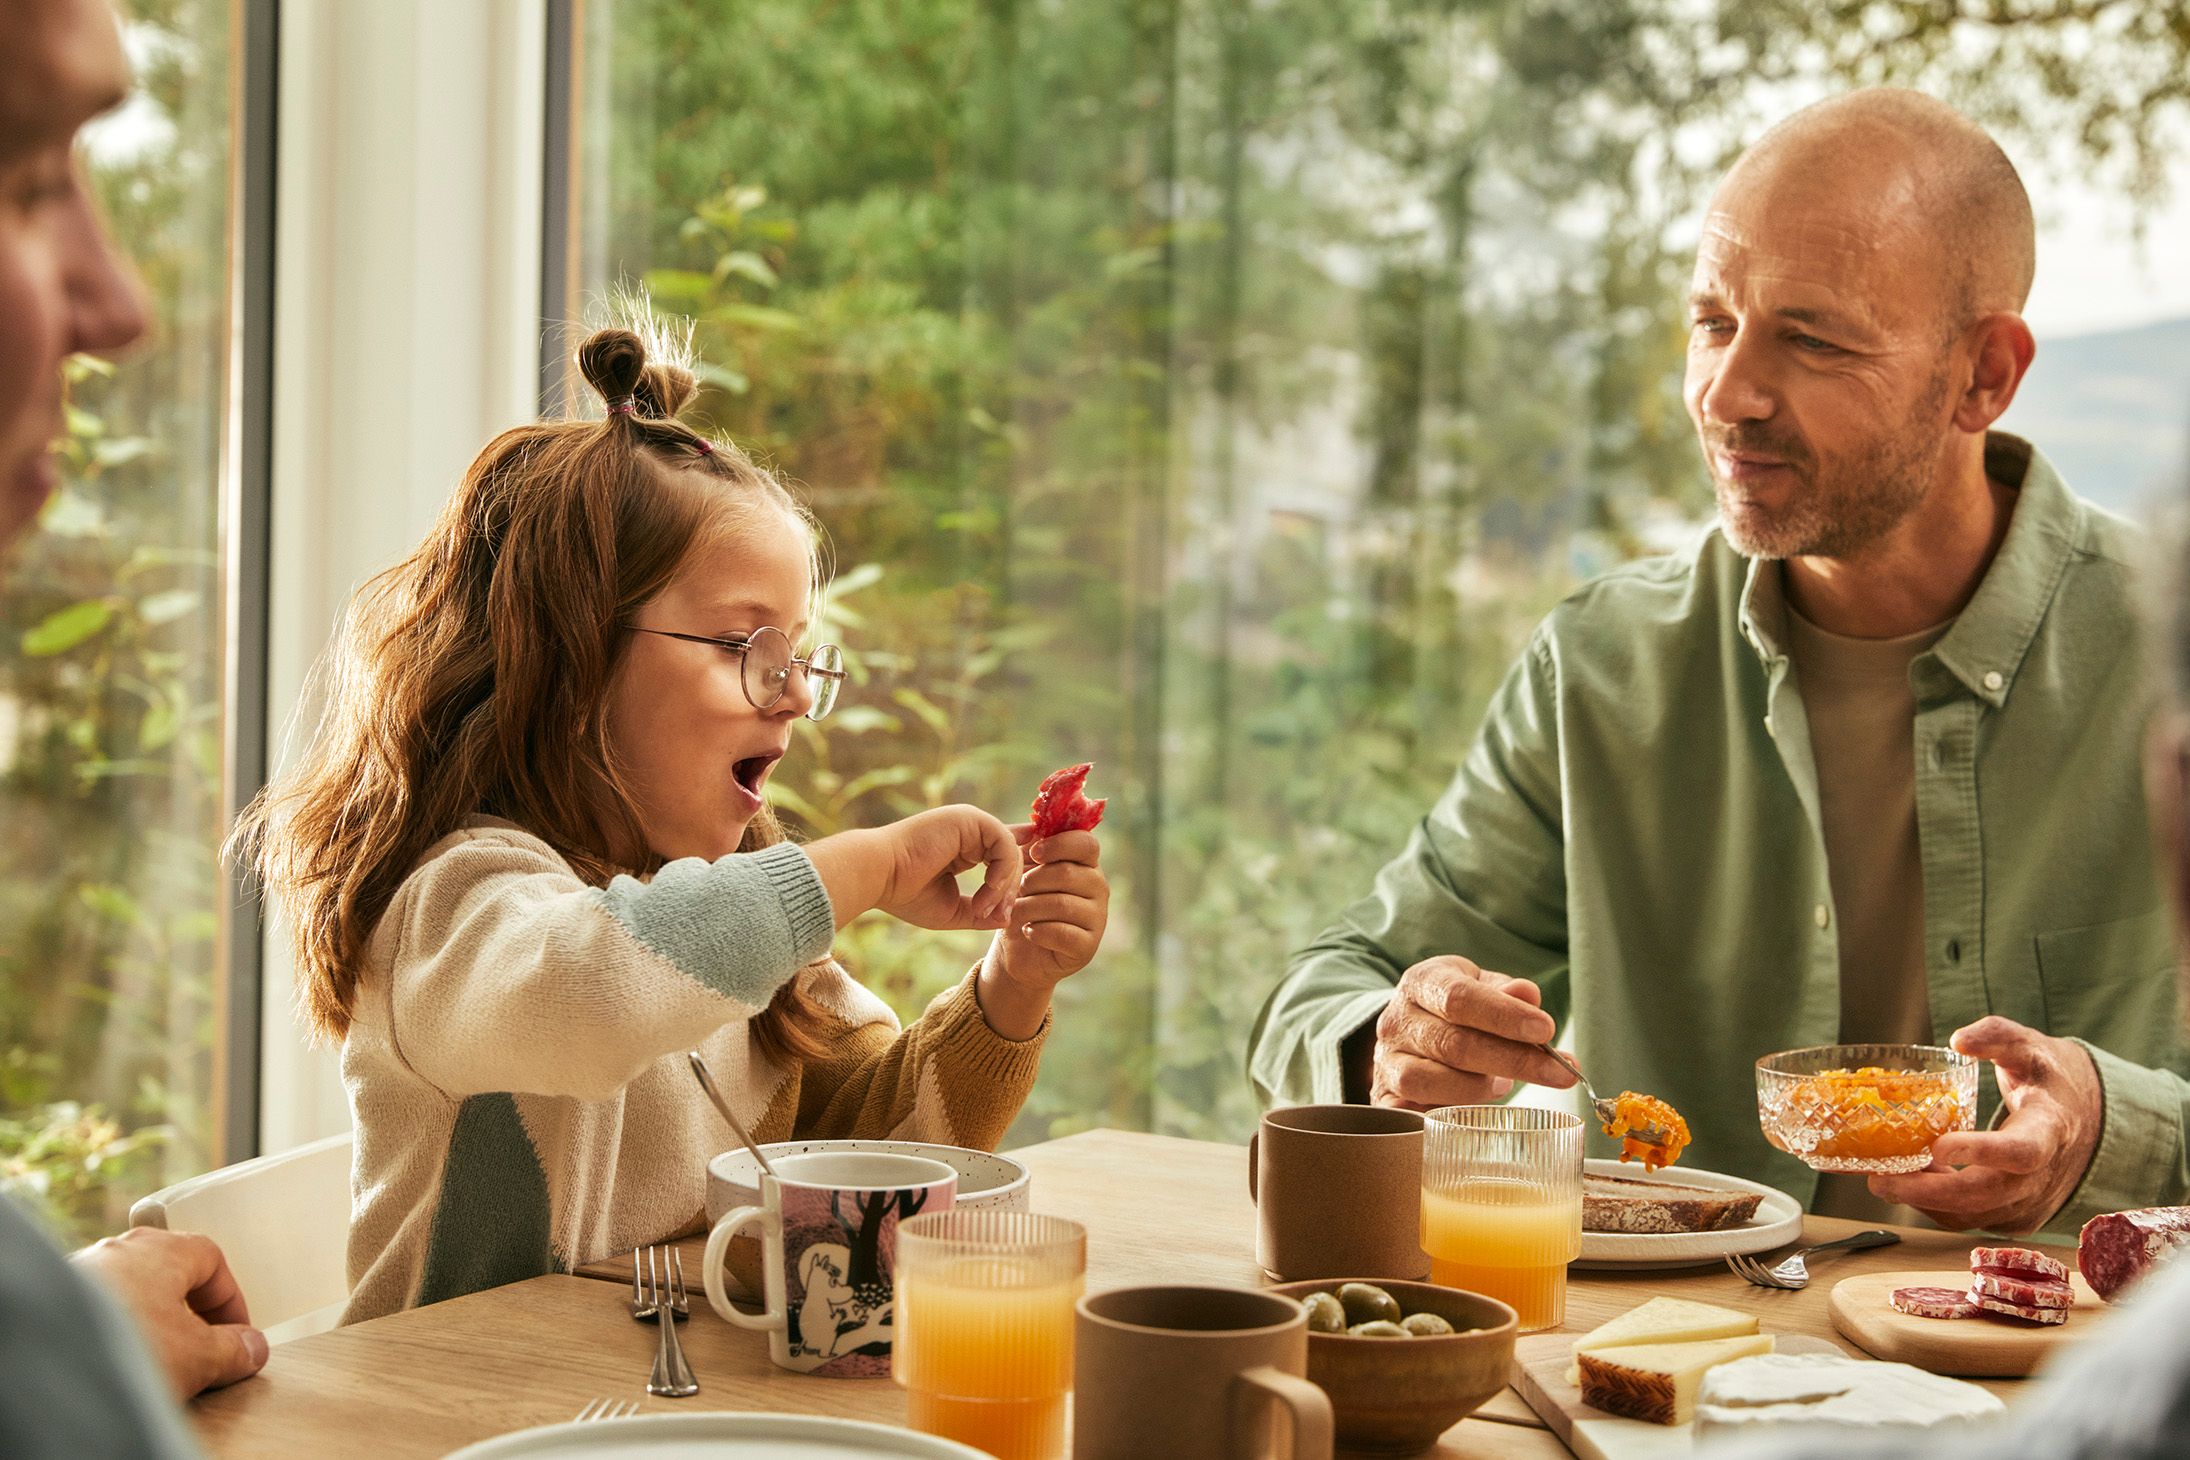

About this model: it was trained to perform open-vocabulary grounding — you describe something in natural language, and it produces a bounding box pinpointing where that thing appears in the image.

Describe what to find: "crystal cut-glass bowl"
[1756,1043,1977,1175]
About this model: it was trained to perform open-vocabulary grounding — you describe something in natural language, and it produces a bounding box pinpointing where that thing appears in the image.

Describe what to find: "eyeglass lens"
[739,626,842,722]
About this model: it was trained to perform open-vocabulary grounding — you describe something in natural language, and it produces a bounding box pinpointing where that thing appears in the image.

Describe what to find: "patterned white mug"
[704,1150,958,1377]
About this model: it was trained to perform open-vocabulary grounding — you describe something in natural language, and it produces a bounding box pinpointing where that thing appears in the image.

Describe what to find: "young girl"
[234,325,1108,1323]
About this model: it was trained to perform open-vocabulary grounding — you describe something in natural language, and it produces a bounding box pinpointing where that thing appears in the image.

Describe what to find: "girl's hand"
[876,806,1024,932]
[977,826,1108,1038]
[807,805,1022,933]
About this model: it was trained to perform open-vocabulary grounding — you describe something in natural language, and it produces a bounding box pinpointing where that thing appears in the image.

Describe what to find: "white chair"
[128,1130,354,1344]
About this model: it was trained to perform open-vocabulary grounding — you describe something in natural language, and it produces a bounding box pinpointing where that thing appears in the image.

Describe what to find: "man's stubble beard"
[1713,368,1955,562]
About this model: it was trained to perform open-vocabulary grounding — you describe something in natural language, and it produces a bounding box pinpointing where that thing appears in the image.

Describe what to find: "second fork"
[638,1246,699,1396]
[1726,1228,1899,1289]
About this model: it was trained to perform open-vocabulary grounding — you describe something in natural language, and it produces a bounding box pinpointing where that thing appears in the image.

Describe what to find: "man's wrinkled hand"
[1867,1015,2103,1235]
[1368,955,1573,1110]
[71,1227,268,1400]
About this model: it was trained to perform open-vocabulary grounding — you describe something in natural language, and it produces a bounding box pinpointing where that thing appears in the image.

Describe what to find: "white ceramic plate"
[1573,1160,1803,1271]
[445,1413,991,1458]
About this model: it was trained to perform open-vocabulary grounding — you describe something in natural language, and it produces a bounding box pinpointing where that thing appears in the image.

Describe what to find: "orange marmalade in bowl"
[1755,1045,1977,1174]
[1603,1092,1690,1171]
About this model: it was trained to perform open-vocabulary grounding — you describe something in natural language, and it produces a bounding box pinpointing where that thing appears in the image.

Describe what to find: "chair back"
[128,1129,354,1344]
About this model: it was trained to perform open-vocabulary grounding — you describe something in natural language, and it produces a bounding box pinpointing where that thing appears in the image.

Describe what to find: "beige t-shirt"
[1785,599,1952,1223]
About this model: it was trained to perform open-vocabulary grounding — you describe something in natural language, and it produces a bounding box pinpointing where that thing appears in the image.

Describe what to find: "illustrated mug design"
[704,1150,958,1377]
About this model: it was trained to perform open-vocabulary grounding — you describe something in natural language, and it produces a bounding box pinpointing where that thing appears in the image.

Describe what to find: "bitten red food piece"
[1971,1269,2074,1310]
[1970,1246,2069,1284]
[2079,1207,2190,1302]
[1891,1286,1981,1320]
[1970,1292,2069,1326]
[1030,762,1106,837]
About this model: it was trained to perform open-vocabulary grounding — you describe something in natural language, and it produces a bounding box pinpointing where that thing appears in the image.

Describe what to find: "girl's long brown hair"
[231,324,835,1062]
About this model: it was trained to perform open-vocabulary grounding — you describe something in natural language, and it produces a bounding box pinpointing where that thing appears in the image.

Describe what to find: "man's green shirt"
[1249,436,2188,1232]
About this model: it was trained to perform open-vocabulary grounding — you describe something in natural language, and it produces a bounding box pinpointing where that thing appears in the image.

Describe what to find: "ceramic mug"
[1249,1104,1429,1282]
[1073,1285,1333,1460]
[704,1151,957,1377]
[708,1141,1032,1303]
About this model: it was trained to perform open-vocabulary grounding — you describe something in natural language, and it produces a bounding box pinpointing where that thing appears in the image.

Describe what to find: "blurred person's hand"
[71,1226,268,1399]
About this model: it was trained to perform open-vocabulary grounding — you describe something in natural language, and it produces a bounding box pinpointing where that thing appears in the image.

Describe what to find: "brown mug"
[1073,1285,1332,1460]
[1249,1104,1430,1282]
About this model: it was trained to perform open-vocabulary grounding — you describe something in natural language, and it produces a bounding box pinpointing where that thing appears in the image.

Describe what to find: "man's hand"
[1868,1015,2103,1235]
[70,1227,268,1400]
[1368,956,1574,1110]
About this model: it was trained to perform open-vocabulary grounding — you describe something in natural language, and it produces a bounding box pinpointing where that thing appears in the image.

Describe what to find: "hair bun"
[635,359,697,420]
[576,328,648,412]
[575,326,699,421]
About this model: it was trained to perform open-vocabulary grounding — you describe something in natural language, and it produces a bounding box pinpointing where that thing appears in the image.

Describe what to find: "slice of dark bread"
[1583,1172,1764,1234]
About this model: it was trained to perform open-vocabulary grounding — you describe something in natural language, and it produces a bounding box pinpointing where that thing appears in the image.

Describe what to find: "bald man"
[3,0,263,1453]
[1252,89,2189,1238]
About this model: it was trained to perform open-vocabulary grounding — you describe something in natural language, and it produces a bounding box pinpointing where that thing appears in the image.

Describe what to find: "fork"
[1726,1229,1901,1289]
[573,1399,638,1423]
[1537,1045,1675,1148]
[635,1246,699,1396]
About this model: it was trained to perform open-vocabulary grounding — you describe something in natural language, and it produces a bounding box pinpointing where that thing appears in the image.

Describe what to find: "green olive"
[1302,1291,1347,1334]
[1348,1320,1409,1338]
[1400,1312,1456,1337]
[1337,1282,1401,1326]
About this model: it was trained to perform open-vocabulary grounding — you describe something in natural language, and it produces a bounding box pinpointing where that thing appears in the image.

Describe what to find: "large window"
[564,0,2189,1146]
[0,0,241,1244]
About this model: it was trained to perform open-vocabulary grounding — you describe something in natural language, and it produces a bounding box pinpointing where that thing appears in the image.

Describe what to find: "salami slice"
[1891,1286,1981,1320]
[1969,1246,2069,1284]
[1971,1269,2074,1309]
[2079,1207,2190,1303]
[1971,1292,2070,1326]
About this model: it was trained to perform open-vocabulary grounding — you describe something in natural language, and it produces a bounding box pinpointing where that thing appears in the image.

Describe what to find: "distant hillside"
[2000,316,2190,513]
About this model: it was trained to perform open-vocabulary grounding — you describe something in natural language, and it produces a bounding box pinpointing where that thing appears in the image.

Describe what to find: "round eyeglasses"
[632,625,846,720]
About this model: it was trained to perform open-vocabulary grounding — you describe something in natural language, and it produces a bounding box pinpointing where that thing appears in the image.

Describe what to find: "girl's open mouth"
[732,753,780,798]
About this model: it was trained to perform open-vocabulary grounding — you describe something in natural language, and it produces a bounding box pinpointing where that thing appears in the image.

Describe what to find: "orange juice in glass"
[894,1211,1086,1460]
[1421,1106,1583,1332]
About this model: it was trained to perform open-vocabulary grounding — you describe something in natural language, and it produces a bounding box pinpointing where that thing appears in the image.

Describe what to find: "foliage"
[582,0,2189,1149]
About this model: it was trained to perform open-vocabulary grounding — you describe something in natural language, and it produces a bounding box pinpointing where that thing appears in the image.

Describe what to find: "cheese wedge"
[1577,1334,1776,1425]
[1564,1297,1759,1385]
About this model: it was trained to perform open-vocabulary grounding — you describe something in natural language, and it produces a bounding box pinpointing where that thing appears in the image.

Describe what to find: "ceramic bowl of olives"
[1268,1278,1518,1455]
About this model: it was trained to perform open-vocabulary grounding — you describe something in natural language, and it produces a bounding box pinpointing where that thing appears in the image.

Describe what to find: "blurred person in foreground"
[2,0,266,1453]
[1252,87,2187,1238]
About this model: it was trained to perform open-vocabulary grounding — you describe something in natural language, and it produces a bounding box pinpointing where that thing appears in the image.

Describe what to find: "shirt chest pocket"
[2033,907,2181,1061]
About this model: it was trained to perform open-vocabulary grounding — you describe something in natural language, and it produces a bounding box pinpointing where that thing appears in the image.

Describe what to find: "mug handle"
[1247,1129,1259,1202]
[1229,1365,1333,1460]
[703,1204,783,1332]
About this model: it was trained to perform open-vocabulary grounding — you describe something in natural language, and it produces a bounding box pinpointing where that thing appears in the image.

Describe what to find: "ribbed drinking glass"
[1421,1105,1584,1332]
[894,1210,1088,1460]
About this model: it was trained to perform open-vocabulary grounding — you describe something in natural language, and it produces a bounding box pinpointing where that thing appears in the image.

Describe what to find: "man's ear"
[1951,312,2036,435]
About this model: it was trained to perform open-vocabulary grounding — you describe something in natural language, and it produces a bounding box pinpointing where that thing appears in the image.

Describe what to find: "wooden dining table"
[189,1128,2053,1457]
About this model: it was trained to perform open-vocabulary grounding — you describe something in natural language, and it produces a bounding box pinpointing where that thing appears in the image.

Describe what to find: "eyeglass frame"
[630,625,848,720]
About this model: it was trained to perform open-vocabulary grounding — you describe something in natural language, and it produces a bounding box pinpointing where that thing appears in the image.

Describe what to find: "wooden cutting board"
[1828,1269,2102,1377]
[1511,1329,1843,1460]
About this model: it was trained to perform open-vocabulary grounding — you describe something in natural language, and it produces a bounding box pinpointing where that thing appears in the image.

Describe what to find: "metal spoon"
[687,1050,778,1180]
[1538,1044,1676,1148]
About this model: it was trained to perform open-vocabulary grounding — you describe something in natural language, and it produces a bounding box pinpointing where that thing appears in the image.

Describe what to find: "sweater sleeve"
[379,828,835,1101]
[793,966,1047,1151]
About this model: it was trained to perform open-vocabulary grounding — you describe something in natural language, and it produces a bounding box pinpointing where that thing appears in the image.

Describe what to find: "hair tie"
[694,438,715,457]
[606,396,637,416]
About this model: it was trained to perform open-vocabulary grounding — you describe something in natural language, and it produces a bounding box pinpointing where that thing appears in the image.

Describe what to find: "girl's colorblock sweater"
[339,818,1045,1323]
